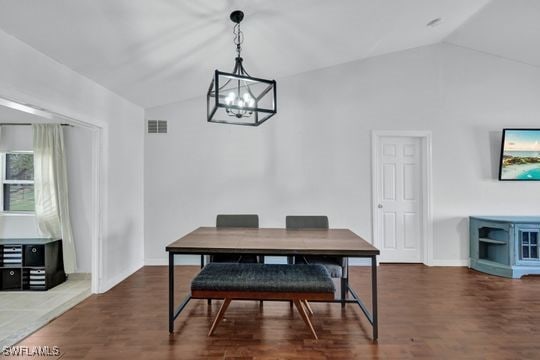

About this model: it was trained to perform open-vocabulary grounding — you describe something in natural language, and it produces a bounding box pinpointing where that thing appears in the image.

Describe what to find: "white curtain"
[33,124,77,273]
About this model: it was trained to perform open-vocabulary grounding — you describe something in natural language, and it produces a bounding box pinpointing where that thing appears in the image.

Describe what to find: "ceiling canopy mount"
[229,10,244,24]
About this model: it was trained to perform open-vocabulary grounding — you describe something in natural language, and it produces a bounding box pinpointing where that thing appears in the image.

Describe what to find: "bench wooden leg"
[208,298,232,336]
[293,299,318,340]
[302,300,314,316]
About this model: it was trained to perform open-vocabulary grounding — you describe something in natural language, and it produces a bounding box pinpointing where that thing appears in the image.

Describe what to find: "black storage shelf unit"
[0,238,66,291]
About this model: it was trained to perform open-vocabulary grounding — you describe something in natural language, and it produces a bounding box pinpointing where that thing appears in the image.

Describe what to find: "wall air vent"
[147,120,167,134]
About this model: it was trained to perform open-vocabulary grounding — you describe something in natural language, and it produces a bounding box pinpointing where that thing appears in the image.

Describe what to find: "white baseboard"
[429,259,469,267]
[145,257,373,266]
[144,258,168,266]
[68,272,91,280]
[145,256,289,266]
[145,255,201,266]
[349,258,371,266]
[144,257,469,267]
[99,261,143,293]
[264,256,288,264]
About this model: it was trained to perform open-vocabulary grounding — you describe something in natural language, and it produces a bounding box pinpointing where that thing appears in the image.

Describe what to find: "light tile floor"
[0,275,91,347]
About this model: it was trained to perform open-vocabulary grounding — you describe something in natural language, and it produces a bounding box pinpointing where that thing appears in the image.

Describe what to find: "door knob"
[378,204,383,209]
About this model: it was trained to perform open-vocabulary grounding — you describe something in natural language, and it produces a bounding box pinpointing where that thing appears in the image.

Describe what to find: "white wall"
[144,43,540,265]
[64,126,93,273]
[0,125,93,273]
[0,29,145,292]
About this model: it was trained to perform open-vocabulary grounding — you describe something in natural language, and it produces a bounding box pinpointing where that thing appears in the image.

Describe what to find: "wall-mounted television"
[499,129,540,181]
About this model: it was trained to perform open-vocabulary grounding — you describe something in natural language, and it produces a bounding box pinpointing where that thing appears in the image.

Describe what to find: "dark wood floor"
[12,265,540,359]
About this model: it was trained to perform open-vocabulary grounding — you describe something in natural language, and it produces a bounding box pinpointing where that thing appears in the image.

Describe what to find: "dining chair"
[206,214,261,305]
[211,214,260,264]
[286,215,349,306]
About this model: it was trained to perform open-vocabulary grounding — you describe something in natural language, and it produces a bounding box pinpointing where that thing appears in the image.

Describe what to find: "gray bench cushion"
[191,263,335,294]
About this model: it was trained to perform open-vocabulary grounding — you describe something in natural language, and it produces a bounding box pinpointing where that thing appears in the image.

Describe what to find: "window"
[521,230,539,260]
[1,152,35,212]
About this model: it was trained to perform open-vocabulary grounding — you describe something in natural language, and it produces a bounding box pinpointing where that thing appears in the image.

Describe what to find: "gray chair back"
[286,215,328,229]
[217,214,259,228]
[285,215,348,282]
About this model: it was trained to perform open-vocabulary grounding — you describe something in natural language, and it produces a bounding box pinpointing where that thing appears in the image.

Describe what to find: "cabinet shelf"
[1,264,22,268]
[478,238,506,245]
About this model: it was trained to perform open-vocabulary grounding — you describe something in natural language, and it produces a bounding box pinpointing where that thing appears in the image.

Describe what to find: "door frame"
[371,130,433,265]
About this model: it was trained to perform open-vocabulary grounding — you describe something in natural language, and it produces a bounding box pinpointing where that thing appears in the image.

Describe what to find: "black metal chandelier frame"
[207,10,277,126]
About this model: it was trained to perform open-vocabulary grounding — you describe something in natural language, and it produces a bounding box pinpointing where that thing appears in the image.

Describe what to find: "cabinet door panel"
[24,245,45,267]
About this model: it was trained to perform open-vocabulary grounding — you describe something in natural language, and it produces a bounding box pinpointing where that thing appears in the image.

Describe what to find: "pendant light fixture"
[207,10,277,126]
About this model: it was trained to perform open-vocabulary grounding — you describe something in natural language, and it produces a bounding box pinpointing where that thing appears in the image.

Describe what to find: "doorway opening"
[0,96,102,291]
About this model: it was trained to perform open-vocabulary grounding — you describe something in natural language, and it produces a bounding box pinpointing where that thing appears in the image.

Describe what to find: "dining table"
[166,226,380,340]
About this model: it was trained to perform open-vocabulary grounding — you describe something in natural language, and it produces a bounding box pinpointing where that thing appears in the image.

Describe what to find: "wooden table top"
[166,227,379,257]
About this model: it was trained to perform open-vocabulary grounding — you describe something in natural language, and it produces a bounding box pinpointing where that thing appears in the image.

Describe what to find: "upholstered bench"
[191,263,335,339]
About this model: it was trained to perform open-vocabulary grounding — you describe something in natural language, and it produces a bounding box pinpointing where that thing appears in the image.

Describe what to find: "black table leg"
[341,277,348,308]
[169,252,174,333]
[371,255,378,341]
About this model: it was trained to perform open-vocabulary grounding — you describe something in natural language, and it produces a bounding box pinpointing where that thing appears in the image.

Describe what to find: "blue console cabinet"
[470,216,540,278]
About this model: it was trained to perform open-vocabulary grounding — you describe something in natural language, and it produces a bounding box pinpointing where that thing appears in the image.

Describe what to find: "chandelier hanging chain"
[233,23,244,59]
[232,22,250,77]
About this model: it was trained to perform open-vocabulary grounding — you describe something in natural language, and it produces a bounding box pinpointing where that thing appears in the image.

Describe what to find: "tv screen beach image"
[500,129,540,180]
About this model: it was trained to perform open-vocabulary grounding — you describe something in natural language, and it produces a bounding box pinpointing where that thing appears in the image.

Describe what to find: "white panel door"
[377,136,422,262]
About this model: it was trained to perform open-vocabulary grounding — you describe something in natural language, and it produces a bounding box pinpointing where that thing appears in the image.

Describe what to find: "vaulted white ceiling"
[0,0,497,108]
[446,0,540,68]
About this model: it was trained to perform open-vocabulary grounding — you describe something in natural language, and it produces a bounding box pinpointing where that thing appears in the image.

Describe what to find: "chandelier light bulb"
[225,92,235,105]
